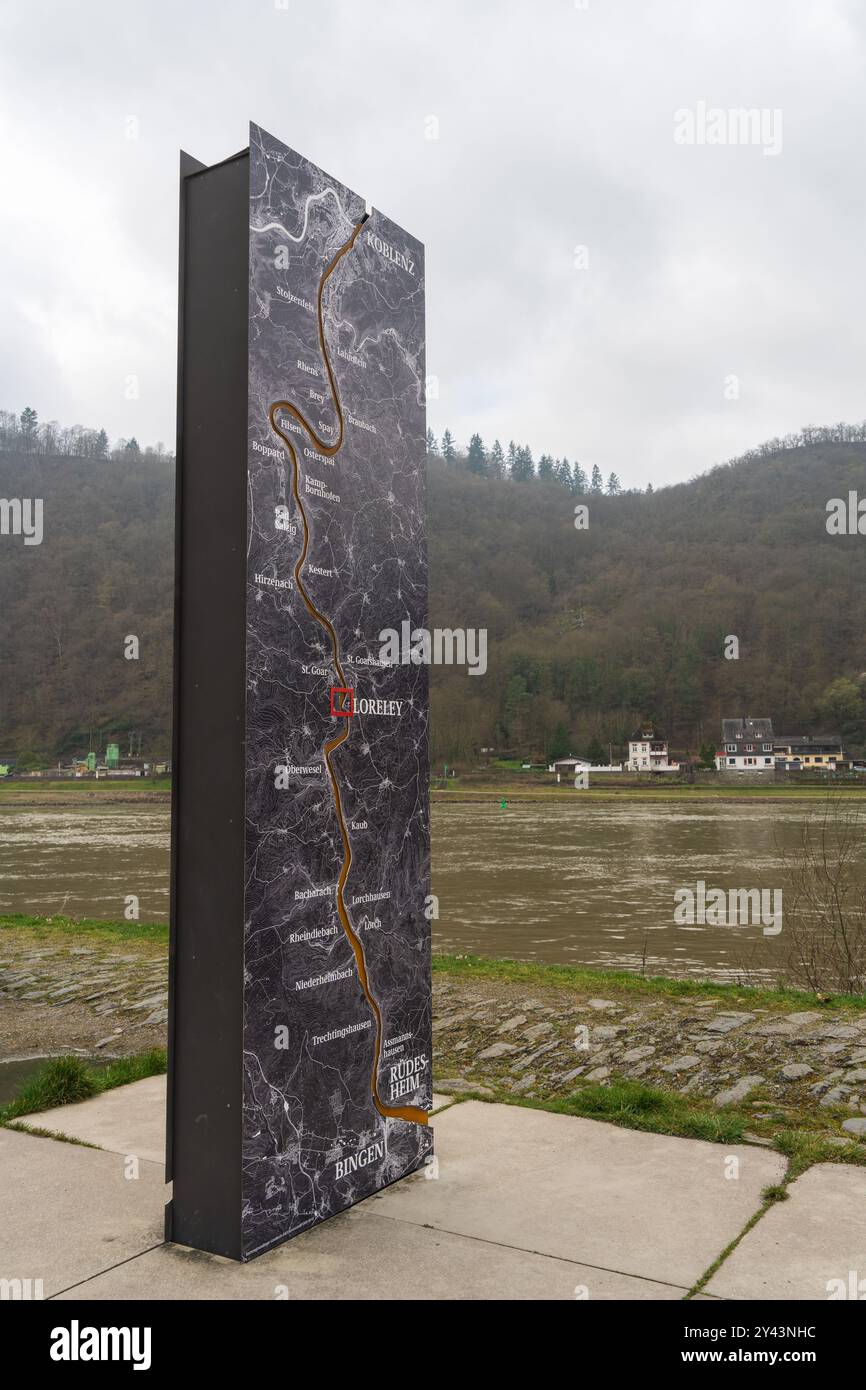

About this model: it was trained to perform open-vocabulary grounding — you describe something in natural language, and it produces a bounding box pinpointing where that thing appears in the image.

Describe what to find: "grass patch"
[3,1055,98,1116]
[97,1051,166,1091]
[0,1049,166,1125]
[4,917,865,1012]
[531,1078,749,1144]
[686,1198,776,1298]
[761,1183,789,1202]
[433,784,866,801]
[432,951,866,1013]
[772,1127,866,1178]
[0,779,171,794]
[3,1120,99,1147]
[0,911,168,944]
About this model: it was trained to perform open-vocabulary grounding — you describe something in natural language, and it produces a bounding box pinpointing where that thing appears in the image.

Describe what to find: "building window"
[763,744,772,752]
[764,758,772,765]
[726,744,736,753]
[728,758,736,766]
[746,744,754,752]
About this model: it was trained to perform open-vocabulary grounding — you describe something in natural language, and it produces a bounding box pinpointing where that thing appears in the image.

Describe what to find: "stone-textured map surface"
[243,123,431,1258]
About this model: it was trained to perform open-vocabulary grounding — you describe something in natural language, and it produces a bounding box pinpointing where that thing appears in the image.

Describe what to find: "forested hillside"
[428,440,866,762]
[0,452,174,763]
[2,416,866,766]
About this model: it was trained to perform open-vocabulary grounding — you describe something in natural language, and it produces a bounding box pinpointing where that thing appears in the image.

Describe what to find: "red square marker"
[330,686,355,717]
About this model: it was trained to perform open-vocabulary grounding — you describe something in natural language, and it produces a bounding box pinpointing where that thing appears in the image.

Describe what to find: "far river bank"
[2,780,864,807]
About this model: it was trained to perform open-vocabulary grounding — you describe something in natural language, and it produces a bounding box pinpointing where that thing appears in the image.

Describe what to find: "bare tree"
[779,798,866,995]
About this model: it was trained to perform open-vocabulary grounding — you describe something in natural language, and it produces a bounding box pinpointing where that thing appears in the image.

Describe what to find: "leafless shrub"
[779,798,866,995]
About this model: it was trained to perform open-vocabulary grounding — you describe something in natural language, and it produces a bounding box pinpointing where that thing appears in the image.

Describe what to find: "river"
[0,799,854,981]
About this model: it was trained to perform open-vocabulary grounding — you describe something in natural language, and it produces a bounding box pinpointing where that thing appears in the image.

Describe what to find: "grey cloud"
[1,0,864,485]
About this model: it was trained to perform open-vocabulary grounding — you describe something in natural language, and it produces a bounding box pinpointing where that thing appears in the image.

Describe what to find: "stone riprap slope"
[0,925,167,1058]
[432,972,866,1141]
[3,923,866,1144]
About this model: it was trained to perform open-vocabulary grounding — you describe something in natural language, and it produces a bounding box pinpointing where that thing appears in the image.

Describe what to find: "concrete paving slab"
[430,1092,455,1111]
[0,1128,165,1297]
[706,1162,866,1300]
[33,1075,166,1164]
[32,1076,450,1159]
[55,1206,689,1301]
[2,1081,792,1299]
[369,1100,786,1287]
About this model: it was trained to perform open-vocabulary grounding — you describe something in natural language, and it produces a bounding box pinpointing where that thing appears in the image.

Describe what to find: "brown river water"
[0,800,854,982]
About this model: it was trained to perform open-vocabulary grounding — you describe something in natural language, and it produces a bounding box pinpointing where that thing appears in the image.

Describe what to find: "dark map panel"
[243,122,431,1257]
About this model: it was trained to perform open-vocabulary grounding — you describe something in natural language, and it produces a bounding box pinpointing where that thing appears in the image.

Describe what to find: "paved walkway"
[3,1077,864,1299]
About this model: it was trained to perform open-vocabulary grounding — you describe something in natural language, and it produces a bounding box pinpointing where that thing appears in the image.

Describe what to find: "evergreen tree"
[586,736,606,764]
[547,721,571,762]
[506,440,518,477]
[488,439,505,479]
[698,742,717,769]
[572,461,588,494]
[606,472,622,495]
[504,673,529,747]
[467,433,487,475]
[537,453,555,482]
[512,445,534,482]
[96,428,109,458]
[124,437,140,456]
[426,427,439,455]
[19,406,38,447]
[441,429,456,464]
[590,463,603,494]
[553,456,572,490]
[646,482,654,495]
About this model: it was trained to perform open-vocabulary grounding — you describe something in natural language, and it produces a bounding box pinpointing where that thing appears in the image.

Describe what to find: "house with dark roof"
[772,734,848,771]
[715,719,849,773]
[715,717,776,773]
[626,725,679,772]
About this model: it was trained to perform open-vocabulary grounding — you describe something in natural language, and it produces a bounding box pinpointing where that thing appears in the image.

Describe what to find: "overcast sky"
[2,0,864,487]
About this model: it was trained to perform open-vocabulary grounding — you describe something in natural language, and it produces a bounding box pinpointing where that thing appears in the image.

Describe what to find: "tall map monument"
[167,124,432,1260]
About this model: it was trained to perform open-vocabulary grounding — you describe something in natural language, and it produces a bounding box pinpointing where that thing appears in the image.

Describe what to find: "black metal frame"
[166,148,250,1259]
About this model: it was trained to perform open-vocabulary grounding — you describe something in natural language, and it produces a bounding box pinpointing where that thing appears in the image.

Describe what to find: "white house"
[549,757,622,780]
[714,718,775,773]
[626,726,679,772]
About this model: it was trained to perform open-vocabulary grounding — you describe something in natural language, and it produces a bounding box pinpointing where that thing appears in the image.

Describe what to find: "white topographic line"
[250,187,355,243]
